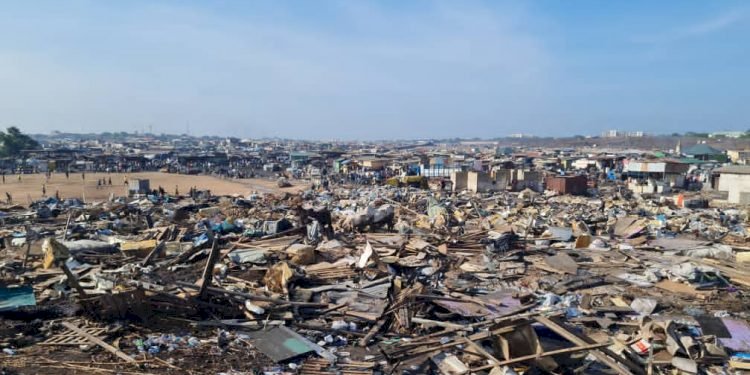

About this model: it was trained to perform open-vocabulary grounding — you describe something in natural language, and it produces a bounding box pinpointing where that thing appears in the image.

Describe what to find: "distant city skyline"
[0,1,748,140]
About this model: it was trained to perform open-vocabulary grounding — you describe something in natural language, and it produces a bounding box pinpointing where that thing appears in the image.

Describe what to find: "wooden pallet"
[40,326,107,346]
[300,358,374,375]
[306,268,357,280]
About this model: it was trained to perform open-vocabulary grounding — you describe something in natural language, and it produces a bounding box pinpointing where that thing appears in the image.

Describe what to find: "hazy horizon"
[1,1,748,140]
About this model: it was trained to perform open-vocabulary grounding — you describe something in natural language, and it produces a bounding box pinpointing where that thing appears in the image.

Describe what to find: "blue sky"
[0,1,748,139]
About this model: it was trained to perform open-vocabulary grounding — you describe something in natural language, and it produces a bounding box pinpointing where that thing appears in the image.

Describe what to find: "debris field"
[2,180,750,374]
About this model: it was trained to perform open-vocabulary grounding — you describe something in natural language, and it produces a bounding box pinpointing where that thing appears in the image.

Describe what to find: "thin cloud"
[632,9,746,44]
[0,1,553,139]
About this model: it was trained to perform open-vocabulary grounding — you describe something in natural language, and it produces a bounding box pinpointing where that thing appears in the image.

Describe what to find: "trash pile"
[2,182,750,374]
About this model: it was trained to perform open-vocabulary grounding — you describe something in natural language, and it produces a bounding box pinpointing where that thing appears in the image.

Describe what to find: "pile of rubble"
[2,182,750,374]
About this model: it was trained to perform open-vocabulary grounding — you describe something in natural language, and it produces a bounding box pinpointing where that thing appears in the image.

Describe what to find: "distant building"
[714,166,750,204]
[545,175,588,195]
[623,159,690,189]
[508,133,535,139]
[451,171,507,193]
[601,130,644,138]
[709,131,745,139]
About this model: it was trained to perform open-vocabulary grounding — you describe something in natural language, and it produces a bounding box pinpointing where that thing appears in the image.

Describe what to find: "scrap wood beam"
[62,211,74,241]
[60,322,136,364]
[22,225,33,269]
[470,342,612,371]
[409,308,546,343]
[170,245,204,265]
[411,317,472,331]
[198,238,221,300]
[534,316,644,375]
[141,237,168,267]
[358,317,389,347]
[259,226,305,240]
[387,323,526,359]
[382,197,420,216]
[462,337,502,371]
[60,262,87,297]
[170,222,215,266]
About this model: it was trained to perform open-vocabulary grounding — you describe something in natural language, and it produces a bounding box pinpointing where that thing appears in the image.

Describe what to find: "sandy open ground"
[0,172,305,204]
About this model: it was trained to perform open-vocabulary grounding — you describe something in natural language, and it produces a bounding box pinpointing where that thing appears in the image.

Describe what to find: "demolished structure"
[2,135,750,374]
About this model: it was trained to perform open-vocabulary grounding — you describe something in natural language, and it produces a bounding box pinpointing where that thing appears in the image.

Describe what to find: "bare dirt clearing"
[0,172,305,203]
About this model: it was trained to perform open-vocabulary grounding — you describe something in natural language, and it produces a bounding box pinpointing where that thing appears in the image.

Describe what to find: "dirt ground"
[0,172,306,203]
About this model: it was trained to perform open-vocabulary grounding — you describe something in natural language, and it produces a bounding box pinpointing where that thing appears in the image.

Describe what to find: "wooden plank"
[654,280,709,296]
[696,259,750,287]
[412,318,472,331]
[62,211,74,241]
[60,262,87,297]
[22,240,32,269]
[358,318,388,347]
[471,342,611,371]
[141,237,168,267]
[389,324,524,359]
[462,337,501,370]
[535,316,641,375]
[60,321,136,364]
[198,238,221,300]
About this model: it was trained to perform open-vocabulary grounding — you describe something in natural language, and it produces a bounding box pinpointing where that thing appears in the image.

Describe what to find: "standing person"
[175,185,179,195]
[17,174,21,182]
[82,172,85,180]
[108,177,112,185]
[55,190,60,200]
[6,192,11,204]
[65,170,69,179]
[2,173,4,184]
[42,184,46,196]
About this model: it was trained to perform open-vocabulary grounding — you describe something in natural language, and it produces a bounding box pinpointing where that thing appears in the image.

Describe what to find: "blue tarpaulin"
[0,286,36,311]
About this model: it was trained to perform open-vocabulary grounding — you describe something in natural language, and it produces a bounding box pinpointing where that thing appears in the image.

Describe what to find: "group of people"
[0,171,130,205]
[95,177,113,189]
[40,184,61,200]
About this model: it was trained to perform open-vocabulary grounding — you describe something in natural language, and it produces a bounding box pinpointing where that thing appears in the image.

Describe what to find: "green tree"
[685,132,709,138]
[0,127,40,157]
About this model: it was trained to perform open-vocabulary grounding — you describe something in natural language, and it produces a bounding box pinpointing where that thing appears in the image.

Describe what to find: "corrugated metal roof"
[683,144,723,156]
[248,326,336,362]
